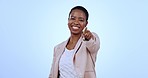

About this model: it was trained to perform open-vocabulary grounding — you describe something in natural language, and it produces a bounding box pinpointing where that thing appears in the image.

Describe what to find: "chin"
[71,32,82,35]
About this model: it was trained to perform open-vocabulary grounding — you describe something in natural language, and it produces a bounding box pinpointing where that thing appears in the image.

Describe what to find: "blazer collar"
[54,36,83,77]
[57,36,83,57]
[73,36,83,53]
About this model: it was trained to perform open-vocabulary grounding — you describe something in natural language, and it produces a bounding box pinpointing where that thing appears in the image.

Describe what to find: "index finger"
[83,27,87,34]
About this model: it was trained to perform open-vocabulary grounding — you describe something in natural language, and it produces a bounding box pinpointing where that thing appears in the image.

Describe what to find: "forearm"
[85,32,100,54]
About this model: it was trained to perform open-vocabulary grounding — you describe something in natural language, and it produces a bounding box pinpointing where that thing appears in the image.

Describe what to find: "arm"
[83,27,100,54]
[85,32,100,54]
[48,47,56,78]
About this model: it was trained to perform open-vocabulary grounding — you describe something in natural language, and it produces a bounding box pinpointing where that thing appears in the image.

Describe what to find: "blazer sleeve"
[48,47,56,78]
[85,32,100,54]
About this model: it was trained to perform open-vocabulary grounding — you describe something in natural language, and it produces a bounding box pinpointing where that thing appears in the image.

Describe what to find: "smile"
[72,26,80,30]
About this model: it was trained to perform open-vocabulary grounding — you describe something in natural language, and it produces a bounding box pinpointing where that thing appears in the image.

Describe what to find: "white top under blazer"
[59,48,78,78]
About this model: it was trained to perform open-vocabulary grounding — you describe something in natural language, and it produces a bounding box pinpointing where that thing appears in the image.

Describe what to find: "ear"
[85,21,88,27]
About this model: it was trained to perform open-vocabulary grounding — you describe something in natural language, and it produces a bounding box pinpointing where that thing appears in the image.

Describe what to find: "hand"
[83,27,94,41]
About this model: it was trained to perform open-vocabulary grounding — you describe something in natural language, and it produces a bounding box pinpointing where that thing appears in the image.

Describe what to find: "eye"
[79,17,85,22]
[71,18,75,20]
[70,16,75,20]
[79,19,84,22]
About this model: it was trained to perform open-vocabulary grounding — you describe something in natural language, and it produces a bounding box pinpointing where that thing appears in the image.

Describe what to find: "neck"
[69,34,81,44]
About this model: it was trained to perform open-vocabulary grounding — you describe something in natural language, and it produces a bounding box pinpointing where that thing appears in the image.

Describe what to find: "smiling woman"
[48,6,100,78]
[1,0,147,78]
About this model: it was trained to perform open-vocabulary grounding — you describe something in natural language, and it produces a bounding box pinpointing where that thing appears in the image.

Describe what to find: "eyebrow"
[70,15,85,19]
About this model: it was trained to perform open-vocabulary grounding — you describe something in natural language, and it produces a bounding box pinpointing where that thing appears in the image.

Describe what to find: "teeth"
[72,26,79,29]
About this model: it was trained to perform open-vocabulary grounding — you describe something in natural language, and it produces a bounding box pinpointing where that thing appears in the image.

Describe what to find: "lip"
[71,26,80,30]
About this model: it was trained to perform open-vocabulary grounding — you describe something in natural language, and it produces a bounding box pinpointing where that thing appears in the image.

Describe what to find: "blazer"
[49,32,100,78]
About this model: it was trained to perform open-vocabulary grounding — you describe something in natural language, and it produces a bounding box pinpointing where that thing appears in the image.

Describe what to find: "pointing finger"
[83,27,87,34]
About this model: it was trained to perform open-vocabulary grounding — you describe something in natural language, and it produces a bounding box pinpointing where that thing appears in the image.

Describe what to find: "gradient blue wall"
[0,0,148,78]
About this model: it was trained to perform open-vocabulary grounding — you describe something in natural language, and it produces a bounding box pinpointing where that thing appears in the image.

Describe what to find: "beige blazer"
[49,32,100,78]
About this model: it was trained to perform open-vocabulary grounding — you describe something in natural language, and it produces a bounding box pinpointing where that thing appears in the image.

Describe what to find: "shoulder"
[91,32,100,42]
[54,40,68,51]
[92,32,99,38]
[54,41,64,48]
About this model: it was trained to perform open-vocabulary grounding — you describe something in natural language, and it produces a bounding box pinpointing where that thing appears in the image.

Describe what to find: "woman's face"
[68,9,88,35]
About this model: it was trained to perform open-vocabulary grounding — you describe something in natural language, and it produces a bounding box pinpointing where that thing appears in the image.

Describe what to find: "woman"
[49,6,100,78]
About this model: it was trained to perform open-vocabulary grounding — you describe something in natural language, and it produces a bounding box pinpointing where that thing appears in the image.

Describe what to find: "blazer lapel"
[54,36,84,78]
[53,39,68,78]
[73,36,83,53]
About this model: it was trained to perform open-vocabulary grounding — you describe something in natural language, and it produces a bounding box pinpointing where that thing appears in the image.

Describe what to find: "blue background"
[0,0,148,78]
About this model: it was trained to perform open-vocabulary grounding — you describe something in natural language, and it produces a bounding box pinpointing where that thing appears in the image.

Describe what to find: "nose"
[74,20,79,25]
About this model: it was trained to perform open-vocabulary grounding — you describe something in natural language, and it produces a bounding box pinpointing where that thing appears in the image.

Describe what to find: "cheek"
[81,23,87,27]
[68,22,71,28]
[68,20,72,26]
[68,21,71,29]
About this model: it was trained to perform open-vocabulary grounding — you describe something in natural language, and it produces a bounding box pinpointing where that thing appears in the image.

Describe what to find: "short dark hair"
[69,6,89,21]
